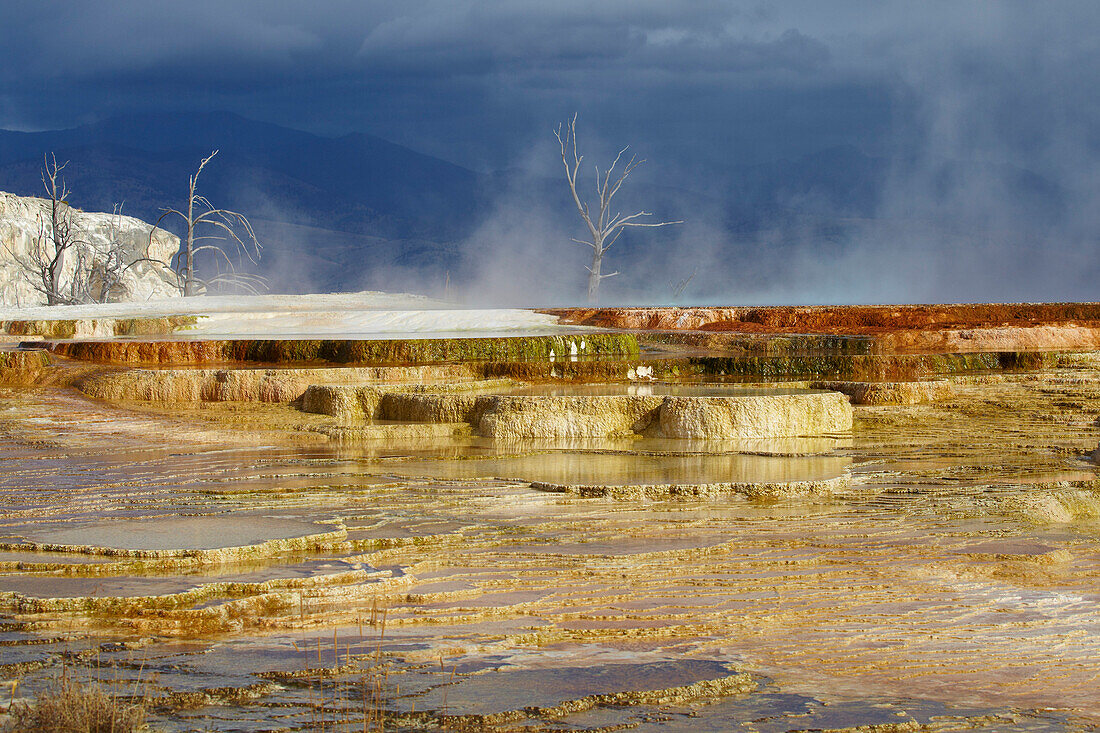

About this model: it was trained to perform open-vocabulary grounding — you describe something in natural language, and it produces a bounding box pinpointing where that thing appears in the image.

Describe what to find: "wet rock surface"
[811,379,954,405]
[0,348,50,386]
[0,359,1099,729]
[657,392,852,438]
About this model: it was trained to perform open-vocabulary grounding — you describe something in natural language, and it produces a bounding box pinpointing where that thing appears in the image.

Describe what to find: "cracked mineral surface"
[0,353,1098,731]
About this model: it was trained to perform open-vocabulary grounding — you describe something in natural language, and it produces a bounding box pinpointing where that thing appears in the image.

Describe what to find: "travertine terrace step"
[303,384,853,440]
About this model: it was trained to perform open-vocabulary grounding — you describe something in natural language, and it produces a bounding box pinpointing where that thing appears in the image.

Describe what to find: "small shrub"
[2,672,148,733]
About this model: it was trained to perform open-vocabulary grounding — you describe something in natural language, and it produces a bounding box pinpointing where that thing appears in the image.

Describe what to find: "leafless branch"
[556,115,681,304]
[4,155,99,305]
[150,149,263,296]
[669,268,697,302]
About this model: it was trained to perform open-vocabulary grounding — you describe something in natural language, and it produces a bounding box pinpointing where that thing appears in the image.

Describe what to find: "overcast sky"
[3,1,1099,303]
[3,1,1097,176]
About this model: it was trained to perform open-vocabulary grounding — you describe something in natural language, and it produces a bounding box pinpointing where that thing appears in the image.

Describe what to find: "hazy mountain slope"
[0,112,483,236]
[0,113,1068,303]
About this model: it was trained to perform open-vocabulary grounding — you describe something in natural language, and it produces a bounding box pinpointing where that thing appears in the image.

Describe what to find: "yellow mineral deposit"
[0,301,1099,730]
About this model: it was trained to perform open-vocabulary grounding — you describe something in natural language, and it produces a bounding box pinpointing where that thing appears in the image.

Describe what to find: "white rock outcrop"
[0,191,180,306]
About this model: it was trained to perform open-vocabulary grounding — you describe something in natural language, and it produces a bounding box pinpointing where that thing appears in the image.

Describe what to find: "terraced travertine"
[551,302,1100,355]
[305,387,853,439]
[2,315,198,339]
[78,365,515,403]
[531,473,851,499]
[657,392,852,438]
[1,369,1100,730]
[0,349,50,386]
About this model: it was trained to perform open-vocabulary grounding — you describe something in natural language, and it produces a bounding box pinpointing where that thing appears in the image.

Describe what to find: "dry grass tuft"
[2,672,148,733]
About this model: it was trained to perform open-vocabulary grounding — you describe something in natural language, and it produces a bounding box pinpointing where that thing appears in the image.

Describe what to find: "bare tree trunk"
[1,154,89,306]
[184,183,196,297]
[178,165,199,297]
[47,194,64,305]
[3,160,174,305]
[555,115,681,306]
[153,150,264,297]
[587,252,602,304]
[42,156,80,305]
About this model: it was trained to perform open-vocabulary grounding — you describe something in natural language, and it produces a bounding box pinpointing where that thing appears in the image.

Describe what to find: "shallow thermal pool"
[20,515,334,552]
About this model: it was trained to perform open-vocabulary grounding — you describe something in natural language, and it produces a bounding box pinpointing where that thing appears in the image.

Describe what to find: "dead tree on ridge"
[4,158,177,304]
[153,150,264,297]
[555,114,681,304]
[2,154,87,305]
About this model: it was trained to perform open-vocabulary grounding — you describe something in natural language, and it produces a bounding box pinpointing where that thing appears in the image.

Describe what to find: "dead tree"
[87,204,172,303]
[88,205,129,303]
[555,114,681,304]
[3,160,177,305]
[1,155,87,305]
[669,268,697,303]
[153,150,264,297]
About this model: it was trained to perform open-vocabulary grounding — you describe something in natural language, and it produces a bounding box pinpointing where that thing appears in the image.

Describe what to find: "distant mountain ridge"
[0,112,1068,303]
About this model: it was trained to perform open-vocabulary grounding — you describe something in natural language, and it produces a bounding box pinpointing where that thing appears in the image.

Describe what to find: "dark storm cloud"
[0,2,838,131]
[356,3,829,77]
[2,2,1096,151]
[0,2,347,89]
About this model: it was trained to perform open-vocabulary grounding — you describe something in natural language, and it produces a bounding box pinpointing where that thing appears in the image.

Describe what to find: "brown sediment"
[642,330,879,356]
[121,351,1054,397]
[77,362,664,407]
[531,472,851,500]
[42,332,640,366]
[76,365,513,404]
[549,302,1100,355]
[72,353,1064,416]
[549,302,1100,334]
[13,345,1079,402]
[678,350,1060,380]
[2,315,198,339]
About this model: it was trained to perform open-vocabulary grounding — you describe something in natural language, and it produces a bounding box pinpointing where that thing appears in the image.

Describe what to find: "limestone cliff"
[0,191,180,306]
